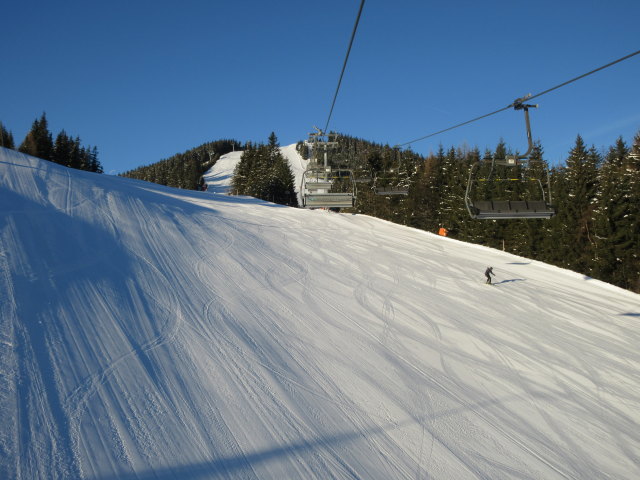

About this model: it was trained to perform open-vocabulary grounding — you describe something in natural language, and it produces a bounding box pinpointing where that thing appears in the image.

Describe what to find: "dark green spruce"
[3,112,103,173]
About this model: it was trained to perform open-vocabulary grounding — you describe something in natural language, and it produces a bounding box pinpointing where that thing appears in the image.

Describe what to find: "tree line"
[324,131,640,292]
[1,113,102,173]
[123,132,299,207]
[121,139,242,190]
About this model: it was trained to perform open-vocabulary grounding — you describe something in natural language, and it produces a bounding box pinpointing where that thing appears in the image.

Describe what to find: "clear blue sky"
[2,0,639,174]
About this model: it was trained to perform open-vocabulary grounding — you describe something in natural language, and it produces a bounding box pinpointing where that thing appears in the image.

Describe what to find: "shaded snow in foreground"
[1,146,640,479]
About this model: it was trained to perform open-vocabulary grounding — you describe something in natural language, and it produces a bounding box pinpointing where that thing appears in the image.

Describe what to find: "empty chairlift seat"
[304,192,355,208]
[301,168,357,209]
[468,199,555,220]
[463,100,558,220]
[375,186,408,196]
[305,181,333,192]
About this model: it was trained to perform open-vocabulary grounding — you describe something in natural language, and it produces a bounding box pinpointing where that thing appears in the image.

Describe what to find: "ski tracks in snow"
[58,195,188,477]
[0,244,20,479]
[190,213,423,477]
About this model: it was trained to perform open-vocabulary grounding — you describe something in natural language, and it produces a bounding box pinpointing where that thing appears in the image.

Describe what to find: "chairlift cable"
[394,106,511,148]
[323,0,366,135]
[526,49,640,102]
[395,49,640,149]
[301,1,364,210]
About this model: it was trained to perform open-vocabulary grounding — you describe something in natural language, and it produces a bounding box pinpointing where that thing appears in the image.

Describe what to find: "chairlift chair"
[375,185,409,196]
[374,170,409,196]
[464,97,555,220]
[374,148,410,196]
[301,128,356,209]
[374,175,409,196]
[301,167,357,208]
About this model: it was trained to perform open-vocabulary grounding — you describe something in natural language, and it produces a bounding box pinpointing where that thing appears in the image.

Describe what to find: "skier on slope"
[485,266,495,285]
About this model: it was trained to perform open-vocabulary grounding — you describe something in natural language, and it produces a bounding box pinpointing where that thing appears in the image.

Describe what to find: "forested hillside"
[111,128,640,293]
[120,139,242,190]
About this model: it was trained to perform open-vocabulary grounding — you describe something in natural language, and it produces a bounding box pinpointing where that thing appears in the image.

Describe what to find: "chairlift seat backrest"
[468,199,555,219]
[473,200,492,211]
[304,192,355,208]
[492,200,511,212]
[510,201,528,211]
[528,200,548,212]
[375,186,409,196]
[305,181,333,191]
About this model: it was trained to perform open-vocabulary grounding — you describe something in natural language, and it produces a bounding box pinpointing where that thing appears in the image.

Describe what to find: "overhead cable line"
[395,49,640,149]
[323,0,366,135]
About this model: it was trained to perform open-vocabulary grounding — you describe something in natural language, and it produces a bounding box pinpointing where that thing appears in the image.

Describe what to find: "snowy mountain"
[2,145,640,479]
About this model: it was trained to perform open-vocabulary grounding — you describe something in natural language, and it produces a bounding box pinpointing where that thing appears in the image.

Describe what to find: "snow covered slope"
[202,150,243,194]
[1,146,640,479]
[202,144,309,204]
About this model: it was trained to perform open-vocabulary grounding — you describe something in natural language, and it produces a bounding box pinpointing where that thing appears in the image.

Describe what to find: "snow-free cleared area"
[1,145,640,479]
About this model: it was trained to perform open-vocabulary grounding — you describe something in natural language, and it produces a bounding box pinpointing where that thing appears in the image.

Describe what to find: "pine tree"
[515,143,550,258]
[0,122,15,149]
[91,147,103,173]
[231,134,298,206]
[462,143,506,248]
[592,135,640,290]
[539,164,568,265]
[68,136,83,169]
[19,113,53,161]
[52,130,73,166]
[555,135,600,272]
[627,132,640,291]
[458,147,492,244]
[232,143,257,196]
[437,146,468,237]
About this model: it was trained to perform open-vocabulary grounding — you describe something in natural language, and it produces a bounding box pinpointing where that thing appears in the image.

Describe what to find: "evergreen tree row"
[331,132,639,293]
[232,132,298,207]
[0,122,15,149]
[1,113,103,173]
[121,139,242,190]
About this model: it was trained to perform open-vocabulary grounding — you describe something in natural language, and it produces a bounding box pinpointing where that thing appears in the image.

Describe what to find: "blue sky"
[2,0,639,174]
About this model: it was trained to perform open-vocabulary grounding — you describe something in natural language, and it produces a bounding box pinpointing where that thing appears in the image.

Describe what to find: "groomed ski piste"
[1,145,640,480]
